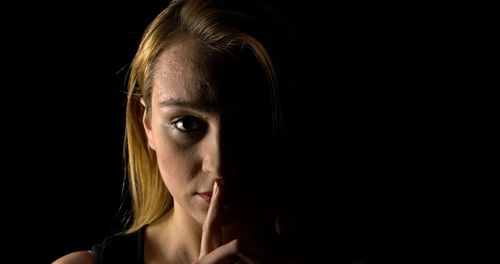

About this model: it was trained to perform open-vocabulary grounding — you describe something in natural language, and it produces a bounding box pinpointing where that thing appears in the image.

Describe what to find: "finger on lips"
[200,180,224,256]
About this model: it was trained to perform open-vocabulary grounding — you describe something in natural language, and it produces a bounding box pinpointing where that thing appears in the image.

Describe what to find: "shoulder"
[53,226,146,264]
[52,251,93,264]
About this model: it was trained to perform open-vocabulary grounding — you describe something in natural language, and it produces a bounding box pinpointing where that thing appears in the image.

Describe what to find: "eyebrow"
[159,98,211,111]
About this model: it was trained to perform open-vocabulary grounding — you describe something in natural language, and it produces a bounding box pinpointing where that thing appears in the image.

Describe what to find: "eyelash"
[169,116,206,132]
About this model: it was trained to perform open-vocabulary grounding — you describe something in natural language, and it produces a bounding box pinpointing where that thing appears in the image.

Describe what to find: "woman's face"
[143,37,272,225]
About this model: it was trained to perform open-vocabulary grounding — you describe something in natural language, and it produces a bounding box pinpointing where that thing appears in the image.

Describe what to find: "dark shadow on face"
[207,48,276,211]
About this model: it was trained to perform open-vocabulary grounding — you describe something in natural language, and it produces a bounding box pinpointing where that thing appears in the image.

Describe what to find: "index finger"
[199,180,224,257]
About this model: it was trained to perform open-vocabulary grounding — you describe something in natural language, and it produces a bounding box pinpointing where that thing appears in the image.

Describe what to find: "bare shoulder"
[52,251,93,264]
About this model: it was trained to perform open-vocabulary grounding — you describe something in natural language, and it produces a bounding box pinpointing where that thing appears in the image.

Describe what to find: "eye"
[170,116,206,132]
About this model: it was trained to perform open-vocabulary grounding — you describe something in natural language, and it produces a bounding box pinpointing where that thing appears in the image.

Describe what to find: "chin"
[193,209,209,225]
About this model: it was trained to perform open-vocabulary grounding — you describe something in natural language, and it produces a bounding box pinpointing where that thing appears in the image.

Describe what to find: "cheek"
[152,130,201,193]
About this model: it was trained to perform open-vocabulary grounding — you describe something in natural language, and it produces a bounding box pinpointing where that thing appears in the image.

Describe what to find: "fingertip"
[213,181,218,194]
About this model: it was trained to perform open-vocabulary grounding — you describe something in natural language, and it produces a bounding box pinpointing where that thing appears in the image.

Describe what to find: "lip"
[197,192,212,203]
[196,190,243,205]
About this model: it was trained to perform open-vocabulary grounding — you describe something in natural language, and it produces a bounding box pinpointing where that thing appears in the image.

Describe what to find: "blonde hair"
[124,0,292,233]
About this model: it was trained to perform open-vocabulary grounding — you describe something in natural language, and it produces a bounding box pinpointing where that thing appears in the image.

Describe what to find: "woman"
[54,0,301,263]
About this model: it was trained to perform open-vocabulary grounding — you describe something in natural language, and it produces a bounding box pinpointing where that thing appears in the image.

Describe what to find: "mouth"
[197,192,213,203]
[196,191,242,205]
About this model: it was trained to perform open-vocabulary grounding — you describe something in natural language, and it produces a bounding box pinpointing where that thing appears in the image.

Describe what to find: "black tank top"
[91,225,146,264]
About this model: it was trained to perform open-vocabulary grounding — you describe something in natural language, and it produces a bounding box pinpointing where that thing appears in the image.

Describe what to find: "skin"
[143,37,272,263]
[53,37,276,264]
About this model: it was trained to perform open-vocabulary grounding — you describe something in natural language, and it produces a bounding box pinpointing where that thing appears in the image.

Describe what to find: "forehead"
[151,37,267,111]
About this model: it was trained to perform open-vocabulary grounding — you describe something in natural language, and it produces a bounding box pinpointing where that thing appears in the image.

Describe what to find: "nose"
[201,121,239,180]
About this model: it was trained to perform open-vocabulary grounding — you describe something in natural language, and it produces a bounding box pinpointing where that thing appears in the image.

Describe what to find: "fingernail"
[213,181,218,195]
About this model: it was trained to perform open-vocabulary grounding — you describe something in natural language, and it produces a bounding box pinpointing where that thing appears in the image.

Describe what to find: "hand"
[194,181,266,264]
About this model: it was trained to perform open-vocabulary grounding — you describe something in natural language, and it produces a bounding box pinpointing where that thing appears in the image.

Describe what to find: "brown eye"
[171,116,205,132]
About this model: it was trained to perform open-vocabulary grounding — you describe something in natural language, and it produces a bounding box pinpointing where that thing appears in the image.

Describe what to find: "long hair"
[124,0,296,233]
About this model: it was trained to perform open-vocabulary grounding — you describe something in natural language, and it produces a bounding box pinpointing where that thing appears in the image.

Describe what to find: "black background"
[3,1,483,263]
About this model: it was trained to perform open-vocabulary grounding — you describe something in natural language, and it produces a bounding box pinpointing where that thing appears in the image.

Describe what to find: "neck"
[146,200,273,263]
[146,202,202,264]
